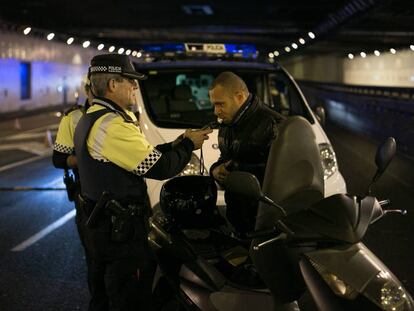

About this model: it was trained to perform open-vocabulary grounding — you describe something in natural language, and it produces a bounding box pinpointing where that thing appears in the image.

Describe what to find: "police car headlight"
[318,143,338,180]
[179,153,207,176]
[362,271,414,311]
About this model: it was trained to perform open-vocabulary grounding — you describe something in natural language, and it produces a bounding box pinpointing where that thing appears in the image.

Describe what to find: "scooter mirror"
[225,171,262,200]
[375,137,396,178]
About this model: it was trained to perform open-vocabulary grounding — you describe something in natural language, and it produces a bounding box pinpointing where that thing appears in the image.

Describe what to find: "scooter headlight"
[311,259,414,310]
[318,143,338,180]
[310,259,358,299]
[363,271,414,311]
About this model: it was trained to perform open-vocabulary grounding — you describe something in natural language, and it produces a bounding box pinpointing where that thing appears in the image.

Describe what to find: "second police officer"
[74,53,212,311]
[53,75,94,247]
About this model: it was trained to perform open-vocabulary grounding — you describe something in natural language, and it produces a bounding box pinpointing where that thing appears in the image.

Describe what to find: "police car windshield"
[139,67,313,128]
[139,70,264,128]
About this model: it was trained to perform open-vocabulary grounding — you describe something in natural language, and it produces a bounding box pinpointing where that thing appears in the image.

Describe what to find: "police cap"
[88,54,147,80]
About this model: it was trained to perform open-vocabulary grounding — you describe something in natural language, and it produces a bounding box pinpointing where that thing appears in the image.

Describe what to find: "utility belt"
[78,192,149,242]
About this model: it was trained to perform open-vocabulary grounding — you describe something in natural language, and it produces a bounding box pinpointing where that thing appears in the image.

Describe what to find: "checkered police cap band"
[88,54,146,80]
[89,65,122,74]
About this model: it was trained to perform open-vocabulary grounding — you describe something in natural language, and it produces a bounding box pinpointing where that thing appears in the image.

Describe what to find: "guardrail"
[299,80,414,101]
[298,80,414,158]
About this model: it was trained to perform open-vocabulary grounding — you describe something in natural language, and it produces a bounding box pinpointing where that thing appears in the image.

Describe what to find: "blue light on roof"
[224,44,257,59]
[141,43,258,60]
[142,43,185,52]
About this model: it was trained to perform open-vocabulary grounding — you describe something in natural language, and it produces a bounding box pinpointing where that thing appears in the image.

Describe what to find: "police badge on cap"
[88,54,147,80]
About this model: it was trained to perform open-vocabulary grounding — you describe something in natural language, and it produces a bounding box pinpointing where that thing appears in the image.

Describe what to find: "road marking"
[0,155,48,173]
[0,130,57,142]
[45,176,64,187]
[11,209,76,252]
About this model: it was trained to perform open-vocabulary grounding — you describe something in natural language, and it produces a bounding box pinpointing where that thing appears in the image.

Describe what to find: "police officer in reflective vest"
[53,75,94,246]
[74,53,212,311]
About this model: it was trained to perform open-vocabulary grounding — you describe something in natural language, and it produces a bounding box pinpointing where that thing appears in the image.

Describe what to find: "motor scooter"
[149,116,413,311]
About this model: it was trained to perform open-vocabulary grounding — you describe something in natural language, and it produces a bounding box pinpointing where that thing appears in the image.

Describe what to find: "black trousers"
[77,204,155,311]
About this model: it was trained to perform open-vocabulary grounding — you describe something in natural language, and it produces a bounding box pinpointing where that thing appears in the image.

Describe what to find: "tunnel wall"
[0,30,94,113]
[300,83,414,158]
[283,48,414,87]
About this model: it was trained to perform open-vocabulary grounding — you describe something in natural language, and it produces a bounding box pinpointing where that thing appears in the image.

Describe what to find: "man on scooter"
[209,71,285,235]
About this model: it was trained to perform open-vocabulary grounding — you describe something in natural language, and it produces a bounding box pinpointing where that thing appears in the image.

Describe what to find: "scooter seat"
[181,229,242,259]
[181,229,268,290]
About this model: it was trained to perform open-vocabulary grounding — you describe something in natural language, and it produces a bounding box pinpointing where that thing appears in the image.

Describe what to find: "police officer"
[53,75,94,246]
[74,53,212,311]
[53,76,93,171]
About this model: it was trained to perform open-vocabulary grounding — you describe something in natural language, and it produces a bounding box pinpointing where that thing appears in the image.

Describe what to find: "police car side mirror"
[315,106,326,126]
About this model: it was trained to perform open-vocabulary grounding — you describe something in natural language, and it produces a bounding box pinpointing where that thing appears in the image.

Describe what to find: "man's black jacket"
[210,94,285,233]
[210,94,285,184]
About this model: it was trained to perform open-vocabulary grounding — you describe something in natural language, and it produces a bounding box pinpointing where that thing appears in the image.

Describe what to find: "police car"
[133,43,347,209]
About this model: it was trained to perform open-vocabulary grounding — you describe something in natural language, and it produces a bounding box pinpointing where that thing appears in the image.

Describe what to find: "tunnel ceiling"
[1,0,414,59]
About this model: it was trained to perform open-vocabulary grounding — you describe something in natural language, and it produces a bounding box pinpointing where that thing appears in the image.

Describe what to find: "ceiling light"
[268,52,274,58]
[285,46,291,52]
[82,40,90,48]
[125,49,131,55]
[374,50,380,56]
[348,53,354,59]
[137,52,142,58]
[23,27,31,35]
[274,51,279,57]
[97,44,104,51]
[47,33,55,41]
[390,48,396,54]
[182,5,213,16]
[109,46,115,52]
[308,32,315,39]
[299,38,305,44]
[360,52,366,58]
[132,51,137,57]
[292,43,298,49]
[410,45,414,51]
[66,37,74,45]
[118,48,125,54]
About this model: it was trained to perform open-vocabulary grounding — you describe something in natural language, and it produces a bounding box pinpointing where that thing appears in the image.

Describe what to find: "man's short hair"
[209,71,249,96]
[90,74,123,97]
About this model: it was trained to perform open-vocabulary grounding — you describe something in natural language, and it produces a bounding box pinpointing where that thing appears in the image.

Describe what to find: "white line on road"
[45,176,64,187]
[0,130,57,142]
[11,209,76,252]
[0,155,48,173]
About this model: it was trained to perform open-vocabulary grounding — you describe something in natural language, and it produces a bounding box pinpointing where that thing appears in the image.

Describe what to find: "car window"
[139,70,265,128]
[268,73,313,123]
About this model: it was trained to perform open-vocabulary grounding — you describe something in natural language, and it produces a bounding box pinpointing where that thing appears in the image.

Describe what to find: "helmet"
[160,176,223,229]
